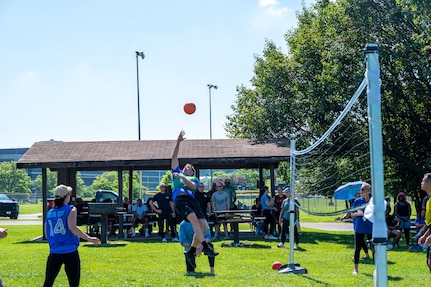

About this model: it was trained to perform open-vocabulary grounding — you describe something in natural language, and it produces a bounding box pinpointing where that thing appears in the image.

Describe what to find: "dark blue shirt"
[352,197,372,234]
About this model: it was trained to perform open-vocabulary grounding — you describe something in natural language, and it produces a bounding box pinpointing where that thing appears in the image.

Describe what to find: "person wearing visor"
[171,130,218,270]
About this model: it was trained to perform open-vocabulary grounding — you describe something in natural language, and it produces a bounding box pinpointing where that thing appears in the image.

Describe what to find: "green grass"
[18,203,43,214]
[0,224,428,286]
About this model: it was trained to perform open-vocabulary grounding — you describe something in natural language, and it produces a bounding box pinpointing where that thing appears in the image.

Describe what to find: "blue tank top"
[46,204,80,254]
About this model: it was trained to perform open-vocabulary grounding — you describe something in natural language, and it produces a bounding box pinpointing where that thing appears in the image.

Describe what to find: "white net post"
[364,43,388,287]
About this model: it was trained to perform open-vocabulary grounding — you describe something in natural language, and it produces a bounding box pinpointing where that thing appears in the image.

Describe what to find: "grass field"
[0,223,429,286]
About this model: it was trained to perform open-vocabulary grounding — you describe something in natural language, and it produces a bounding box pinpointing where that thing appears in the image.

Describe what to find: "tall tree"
[0,161,33,193]
[225,0,431,211]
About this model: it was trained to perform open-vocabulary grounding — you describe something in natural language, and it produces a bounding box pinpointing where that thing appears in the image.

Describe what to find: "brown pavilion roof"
[16,139,290,171]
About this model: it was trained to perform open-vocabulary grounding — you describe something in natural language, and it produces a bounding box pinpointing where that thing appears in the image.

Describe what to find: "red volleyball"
[272,261,282,270]
[184,102,196,115]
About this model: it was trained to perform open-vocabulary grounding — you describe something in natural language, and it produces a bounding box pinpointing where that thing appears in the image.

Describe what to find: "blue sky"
[0,0,312,148]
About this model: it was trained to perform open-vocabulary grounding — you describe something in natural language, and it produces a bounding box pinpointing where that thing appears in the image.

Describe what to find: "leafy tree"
[34,169,57,196]
[0,161,33,193]
[225,0,431,212]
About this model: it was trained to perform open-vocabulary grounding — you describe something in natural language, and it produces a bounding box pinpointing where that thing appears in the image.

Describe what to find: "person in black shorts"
[171,130,218,269]
[149,183,178,242]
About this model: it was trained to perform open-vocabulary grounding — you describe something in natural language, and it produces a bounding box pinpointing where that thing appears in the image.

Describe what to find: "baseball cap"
[54,184,72,198]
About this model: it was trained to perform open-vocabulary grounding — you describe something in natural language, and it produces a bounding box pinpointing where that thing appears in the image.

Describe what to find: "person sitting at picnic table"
[132,198,150,238]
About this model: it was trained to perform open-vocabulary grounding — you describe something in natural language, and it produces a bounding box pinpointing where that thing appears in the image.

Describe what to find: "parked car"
[0,194,19,219]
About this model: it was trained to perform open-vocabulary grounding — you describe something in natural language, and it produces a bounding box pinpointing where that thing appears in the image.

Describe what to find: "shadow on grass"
[184,271,215,278]
[220,242,271,249]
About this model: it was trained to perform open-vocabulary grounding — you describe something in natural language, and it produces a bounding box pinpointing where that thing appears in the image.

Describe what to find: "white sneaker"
[162,238,167,242]
[172,237,179,242]
[267,235,277,240]
[295,244,300,249]
[277,243,284,248]
[264,234,269,239]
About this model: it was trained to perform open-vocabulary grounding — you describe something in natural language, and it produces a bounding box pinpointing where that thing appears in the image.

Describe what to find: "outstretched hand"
[177,130,186,142]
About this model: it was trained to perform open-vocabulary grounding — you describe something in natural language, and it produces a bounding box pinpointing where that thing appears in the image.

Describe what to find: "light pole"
[136,51,145,199]
[207,84,217,185]
[207,84,218,139]
[136,51,145,141]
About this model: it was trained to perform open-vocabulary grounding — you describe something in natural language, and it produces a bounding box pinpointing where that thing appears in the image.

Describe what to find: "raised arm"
[172,130,185,169]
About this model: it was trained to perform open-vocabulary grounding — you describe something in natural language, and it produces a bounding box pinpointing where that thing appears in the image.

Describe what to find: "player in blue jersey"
[171,131,218,269]
[43,185,100,287]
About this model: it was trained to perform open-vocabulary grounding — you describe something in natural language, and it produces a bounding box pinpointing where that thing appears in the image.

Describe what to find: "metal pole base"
[278,263,308,274]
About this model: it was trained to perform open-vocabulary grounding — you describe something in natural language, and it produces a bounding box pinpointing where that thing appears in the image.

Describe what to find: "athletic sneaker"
[203,243,219,257]
[277,243,284,248]
[266,235,278,240]
[352,269,358,275]
[295,244,300,249]
[172,237,180,242]
[162,238,167,242]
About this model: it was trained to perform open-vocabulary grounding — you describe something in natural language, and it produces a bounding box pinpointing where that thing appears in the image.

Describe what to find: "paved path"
[0,213,42,225]
[301,222,352,232]
[1,213,354,232]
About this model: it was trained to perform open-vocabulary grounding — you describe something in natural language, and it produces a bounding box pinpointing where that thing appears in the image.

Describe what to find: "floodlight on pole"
[136,51,145,199]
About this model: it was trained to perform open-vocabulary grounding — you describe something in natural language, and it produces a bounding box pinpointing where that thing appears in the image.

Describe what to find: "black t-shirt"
[152,192,173,215]
[195,191,211,214]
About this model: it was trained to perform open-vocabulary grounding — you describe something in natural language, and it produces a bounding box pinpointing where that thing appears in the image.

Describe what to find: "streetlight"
[136,51,145,199]
[207,84,217,185]
[207,84,218,139]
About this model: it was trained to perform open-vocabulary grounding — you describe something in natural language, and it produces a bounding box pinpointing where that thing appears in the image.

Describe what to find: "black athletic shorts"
[174,195,205,220]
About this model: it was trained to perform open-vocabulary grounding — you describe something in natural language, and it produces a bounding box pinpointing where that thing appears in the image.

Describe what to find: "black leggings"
[43,250,80,287]
[280,218,299,244]
[354,233,372,264]
[262,209,275,235]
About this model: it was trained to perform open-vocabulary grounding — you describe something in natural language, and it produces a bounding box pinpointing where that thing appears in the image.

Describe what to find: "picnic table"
[214,209,256,247]
[87,203,124,244]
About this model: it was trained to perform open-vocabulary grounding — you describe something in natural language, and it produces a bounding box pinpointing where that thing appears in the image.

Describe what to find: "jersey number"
[48,218,67,236]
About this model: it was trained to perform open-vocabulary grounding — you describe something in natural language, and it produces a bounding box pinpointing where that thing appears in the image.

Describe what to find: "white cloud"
[259,0,279,7]
[258,0,291,15]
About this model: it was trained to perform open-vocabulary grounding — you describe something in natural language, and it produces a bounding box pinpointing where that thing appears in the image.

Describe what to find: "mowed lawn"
[0,223,429,287]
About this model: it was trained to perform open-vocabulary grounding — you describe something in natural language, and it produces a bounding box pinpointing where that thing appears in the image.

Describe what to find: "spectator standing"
[394,191,412,246]
[351,182,373,275]
[179,220,215,275]
[223,179,236,209]
[278,188,300,248]
[43,185,100,287]
[149,183,178,242]
[171,130,218,270]
[132,199,150,238]
[195,182,212,220]
[260,186,277,240]
[274,186,287,236]
[211,182,230,240]
[418,173,431,272]
[208,182,217,198]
